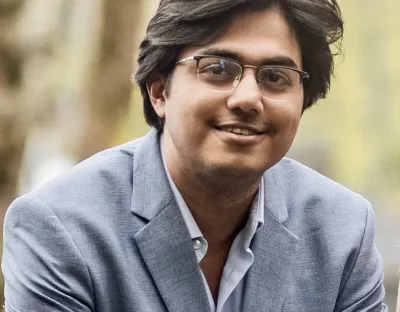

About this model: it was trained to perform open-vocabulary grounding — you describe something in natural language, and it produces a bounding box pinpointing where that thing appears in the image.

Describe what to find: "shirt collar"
[160,133,203,239]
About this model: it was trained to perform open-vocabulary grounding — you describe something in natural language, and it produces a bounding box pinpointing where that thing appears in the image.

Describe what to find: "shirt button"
[193,239,201,250]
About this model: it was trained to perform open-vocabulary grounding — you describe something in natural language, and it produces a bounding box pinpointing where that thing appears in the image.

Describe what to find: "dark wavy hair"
[134,0,344,130]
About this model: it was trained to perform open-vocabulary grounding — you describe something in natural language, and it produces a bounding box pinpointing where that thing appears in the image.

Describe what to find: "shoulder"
[270,157,373,233]
[270,157,376,269]
[38,137,142,198]
[2,137,151,311]
[271,159,386,311]
[7,135,147,226]
[272,157,370,208]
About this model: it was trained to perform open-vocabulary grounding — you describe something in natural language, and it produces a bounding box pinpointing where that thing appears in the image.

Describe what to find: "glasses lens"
[197,57,241,92]
[257,67,301,101]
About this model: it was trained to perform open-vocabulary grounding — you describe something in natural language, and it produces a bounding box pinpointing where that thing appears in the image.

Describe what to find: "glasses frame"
[176,55,309,101]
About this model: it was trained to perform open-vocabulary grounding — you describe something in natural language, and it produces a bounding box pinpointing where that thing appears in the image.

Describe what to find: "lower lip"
[214,128,265,146]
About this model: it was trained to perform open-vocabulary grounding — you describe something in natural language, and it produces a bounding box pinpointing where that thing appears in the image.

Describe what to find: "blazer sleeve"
[333,202,388,312]
[2,195,94,312]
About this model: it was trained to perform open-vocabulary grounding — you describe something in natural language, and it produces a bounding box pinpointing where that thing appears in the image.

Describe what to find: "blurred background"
[0,0,398,309]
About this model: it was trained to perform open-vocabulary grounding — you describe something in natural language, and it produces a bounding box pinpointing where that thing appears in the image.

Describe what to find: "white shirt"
[161,135,264,312]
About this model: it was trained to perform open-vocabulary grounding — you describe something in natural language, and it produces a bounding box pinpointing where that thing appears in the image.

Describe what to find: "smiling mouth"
[217,126,260,136]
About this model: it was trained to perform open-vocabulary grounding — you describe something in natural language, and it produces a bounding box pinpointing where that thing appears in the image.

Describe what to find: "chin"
[204,156,267,179]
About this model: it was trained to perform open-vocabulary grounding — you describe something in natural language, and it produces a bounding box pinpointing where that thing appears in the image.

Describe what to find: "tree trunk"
[77,0,140,160]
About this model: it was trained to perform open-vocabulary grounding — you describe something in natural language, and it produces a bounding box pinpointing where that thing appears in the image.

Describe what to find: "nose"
[226,70,264,114]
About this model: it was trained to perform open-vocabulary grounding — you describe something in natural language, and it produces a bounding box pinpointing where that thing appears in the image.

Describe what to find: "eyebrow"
[198,47,299,69]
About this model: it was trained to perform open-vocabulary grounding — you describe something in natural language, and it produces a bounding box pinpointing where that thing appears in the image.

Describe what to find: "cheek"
[284,111,301,140]
[285,95,303,129]
[271,98,302,127]
[167,89,222,124]
[269,100,302,146]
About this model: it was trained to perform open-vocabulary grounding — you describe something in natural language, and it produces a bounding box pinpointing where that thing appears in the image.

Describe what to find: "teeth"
[221,127,256,136]
[232,127,242,134]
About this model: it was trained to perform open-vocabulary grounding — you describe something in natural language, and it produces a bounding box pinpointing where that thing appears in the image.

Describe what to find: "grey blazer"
[2,129,387,312]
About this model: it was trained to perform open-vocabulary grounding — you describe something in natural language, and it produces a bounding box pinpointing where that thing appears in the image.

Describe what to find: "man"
[2,0,387,311]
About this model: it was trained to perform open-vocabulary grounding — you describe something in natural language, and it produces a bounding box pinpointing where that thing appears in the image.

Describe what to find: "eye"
[202,63,227,76]
[259,69,290,85]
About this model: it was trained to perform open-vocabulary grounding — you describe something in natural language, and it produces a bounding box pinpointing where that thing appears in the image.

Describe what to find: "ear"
[146,74,167,118]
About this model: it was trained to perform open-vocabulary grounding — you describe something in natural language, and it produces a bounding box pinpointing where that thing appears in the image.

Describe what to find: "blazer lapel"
[242,171,299,312]
[134,201,211,312]
[131,129,211,312]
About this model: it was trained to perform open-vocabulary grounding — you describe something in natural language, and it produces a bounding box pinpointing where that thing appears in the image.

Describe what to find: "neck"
[167,156,261,249]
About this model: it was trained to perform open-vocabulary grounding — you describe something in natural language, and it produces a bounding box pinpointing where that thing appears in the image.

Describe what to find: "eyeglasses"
[176,55,309,102]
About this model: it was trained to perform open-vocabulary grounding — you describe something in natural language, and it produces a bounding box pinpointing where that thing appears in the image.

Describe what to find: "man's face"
[153,9,304,179]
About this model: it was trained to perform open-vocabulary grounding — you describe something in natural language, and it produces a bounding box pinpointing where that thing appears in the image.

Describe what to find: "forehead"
[182,8,302,68]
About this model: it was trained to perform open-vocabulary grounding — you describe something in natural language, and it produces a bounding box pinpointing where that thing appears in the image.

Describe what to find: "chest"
[200,250,230,301]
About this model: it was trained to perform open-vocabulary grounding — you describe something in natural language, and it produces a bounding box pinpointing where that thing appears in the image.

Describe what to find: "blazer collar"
[263,166,289,223]
[131,128,175,220]
[131,129,211,312]
[242,167,299,312]
[134,199,211,312]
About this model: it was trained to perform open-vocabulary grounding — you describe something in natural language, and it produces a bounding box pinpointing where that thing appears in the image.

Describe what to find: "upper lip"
[215,123,265,134]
